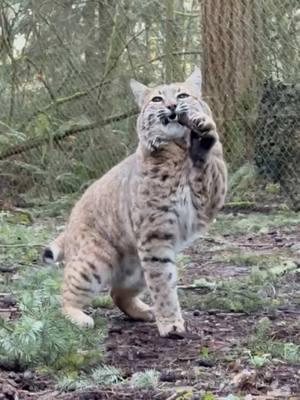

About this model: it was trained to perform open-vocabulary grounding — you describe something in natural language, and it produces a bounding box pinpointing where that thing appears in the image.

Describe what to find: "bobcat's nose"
[167,104,177,120]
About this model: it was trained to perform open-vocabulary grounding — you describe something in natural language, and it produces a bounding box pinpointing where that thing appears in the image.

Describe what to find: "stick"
[0,109,138,161]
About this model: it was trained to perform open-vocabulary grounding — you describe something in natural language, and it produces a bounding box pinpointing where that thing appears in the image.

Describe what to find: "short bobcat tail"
[43,232,65,264]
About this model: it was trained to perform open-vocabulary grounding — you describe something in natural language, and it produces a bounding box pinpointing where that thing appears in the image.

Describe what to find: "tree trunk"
[164,0,183,82]
[201,0,263,149]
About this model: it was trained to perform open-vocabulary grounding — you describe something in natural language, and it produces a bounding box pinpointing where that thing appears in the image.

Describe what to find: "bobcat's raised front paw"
[189,129,216,165]
[157,317,186,338]
[184,113,217,166]
[190,113,216,135]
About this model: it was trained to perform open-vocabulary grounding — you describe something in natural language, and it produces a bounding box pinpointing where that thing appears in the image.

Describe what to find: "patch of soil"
[0,369,166,400]
[1,215,300,399]
[180,226,300,287]
[0,370,54,400]
[234,228,300,252]
[180,261,251,286]
[104,310,300,396]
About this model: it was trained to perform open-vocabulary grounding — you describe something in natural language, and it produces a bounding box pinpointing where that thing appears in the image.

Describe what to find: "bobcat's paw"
[63,306,94,328]
[190,113,216,135]
[157,317,186,338]
[189,129,216,165]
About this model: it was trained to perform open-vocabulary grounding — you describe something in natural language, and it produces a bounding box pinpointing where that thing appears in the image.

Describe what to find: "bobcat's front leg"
[138,242,185,337]
[182,107,227,218]
[178,106,218,165]
[189,115,217,165]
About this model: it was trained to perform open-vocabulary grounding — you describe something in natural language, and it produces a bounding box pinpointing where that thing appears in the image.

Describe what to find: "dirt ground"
[0,211,300,400]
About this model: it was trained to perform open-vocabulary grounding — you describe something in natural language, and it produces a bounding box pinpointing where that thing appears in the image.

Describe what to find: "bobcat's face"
[130,67,205,146]
[139,84,193,140]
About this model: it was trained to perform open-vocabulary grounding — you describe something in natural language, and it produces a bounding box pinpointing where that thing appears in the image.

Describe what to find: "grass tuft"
[130,369,160,389]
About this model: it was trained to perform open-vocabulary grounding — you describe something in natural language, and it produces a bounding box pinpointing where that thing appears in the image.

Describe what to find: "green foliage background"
[0,0,299,205]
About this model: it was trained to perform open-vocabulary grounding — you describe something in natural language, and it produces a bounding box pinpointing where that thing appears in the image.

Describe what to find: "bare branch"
[135,51,202,71]
[0,109,138,161]
[20,79,113,131]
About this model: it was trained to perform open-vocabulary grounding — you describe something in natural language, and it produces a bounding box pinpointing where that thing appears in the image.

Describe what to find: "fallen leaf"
[231,368,256,388]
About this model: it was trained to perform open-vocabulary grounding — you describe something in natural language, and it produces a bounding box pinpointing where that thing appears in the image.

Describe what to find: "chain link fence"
[0,0,299,210]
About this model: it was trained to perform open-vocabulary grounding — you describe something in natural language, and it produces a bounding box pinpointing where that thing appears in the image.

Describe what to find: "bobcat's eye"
[151,96,163,102]
[177,93,189,99]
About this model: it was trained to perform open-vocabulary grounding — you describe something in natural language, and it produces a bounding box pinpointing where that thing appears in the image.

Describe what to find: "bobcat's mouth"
[161,113,179,126]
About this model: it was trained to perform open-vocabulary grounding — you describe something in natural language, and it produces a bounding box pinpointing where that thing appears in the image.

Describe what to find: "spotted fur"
[43,67,227,337]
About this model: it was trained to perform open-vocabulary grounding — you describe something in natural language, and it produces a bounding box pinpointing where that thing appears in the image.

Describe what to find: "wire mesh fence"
[0,0,299,209]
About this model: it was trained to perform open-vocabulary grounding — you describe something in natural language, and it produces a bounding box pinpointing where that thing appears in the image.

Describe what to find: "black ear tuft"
[43,247,53,262]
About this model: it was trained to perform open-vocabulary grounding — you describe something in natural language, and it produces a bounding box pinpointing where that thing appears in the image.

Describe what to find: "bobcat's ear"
[130,79,150,108]
[185,67,202,97]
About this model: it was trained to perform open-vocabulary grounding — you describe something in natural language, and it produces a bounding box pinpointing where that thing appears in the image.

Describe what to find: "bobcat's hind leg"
[63,258,111,328]
[111,288,154,322]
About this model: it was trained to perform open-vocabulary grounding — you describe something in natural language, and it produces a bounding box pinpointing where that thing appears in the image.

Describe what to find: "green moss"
[180,260,298,313]
[212,211,300,236]
[247,317,300,364]
[214,251,282,268]
[0,211,55,266]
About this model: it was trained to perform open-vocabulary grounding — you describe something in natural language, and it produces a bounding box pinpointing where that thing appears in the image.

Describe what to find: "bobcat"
[43,67,227,337]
